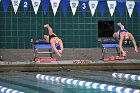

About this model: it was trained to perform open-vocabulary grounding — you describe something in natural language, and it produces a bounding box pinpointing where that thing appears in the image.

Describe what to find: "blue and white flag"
[107,1,116,16]
[89,0,98,16]
[79,0,89,16]
[21,0,30,14]
[98,1,107,16]
[135,1,140,17]
[61,0,69,16]
[31,0,41,14]
[50,0,60,16]
[42,0,50,15]
[11,0,21,14]
[1,0,11,13]
[126,1,135,18]
[117,1,126,17]
[70,0,79,16]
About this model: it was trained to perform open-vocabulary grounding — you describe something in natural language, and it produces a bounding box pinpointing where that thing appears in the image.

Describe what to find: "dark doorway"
[98,21,114,38]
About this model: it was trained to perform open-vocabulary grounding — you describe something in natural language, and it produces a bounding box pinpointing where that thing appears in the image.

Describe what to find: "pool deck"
[0,59,140,72]
[0,48,140,72]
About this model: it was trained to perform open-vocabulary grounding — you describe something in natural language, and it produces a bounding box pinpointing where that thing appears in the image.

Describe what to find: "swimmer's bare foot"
[44,24,49,28]
[122,51,126,57]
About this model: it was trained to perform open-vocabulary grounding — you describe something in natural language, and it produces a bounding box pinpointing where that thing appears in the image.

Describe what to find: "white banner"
[126,1,135,18]
[31,0,41,14]
[11,0,21,14]
[89,0,98,16]
[107,1,116,16]
[50,0,60,16]
[70,0,79,16]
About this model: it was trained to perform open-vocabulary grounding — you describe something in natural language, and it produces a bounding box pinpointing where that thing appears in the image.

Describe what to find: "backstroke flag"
[135,1,140,17]
[31,0,41,14]
[79,0,89,16]
[42,0,50,15]
[61,0,69,16]
[126,1,135,18]
[1,0,11,13]
[21,0,30,14]
[50,0,60,16]
[117,1,126,17]
[70,0,79,16]
[98,1,107,16]
[11,0,21,14]
[89,0,98,16]
[107,1,116,16]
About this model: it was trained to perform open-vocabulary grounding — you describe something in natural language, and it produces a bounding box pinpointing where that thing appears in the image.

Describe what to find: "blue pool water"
[0,70,140,93]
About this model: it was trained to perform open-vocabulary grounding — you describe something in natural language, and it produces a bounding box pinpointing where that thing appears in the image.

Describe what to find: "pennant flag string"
[0,0,139,17]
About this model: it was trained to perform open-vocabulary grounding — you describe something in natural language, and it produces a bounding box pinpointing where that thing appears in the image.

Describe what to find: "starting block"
[31,38,59,62]
[35,57,56,62]
[99,37,120,60]
[103,56,125,61]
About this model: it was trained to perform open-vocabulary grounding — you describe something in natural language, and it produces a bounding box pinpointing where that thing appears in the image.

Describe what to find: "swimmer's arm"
[130,34,138,52]
[119,37,125,53]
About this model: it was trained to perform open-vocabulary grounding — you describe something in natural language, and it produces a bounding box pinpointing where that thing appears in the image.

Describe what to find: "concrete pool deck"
[0,48,140,72]
[0,59,140,72]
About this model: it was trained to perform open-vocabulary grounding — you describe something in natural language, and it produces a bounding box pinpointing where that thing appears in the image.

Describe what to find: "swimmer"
[113,23,138,56]
[44,24,64,57]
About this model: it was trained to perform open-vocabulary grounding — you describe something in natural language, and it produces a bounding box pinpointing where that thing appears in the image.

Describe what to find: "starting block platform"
[103,56,125,61]
[35,57,57,62]
[31,38,60,62]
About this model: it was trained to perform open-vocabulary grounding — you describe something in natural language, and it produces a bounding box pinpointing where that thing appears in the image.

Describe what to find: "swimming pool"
[0,70,139,93]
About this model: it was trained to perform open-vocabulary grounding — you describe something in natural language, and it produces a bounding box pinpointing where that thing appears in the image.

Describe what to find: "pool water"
[0,70,140,93]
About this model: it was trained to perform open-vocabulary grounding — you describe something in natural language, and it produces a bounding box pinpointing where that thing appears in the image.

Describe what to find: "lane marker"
[36,74,140,93]
[112,72,140,80]
[0,86,24,93]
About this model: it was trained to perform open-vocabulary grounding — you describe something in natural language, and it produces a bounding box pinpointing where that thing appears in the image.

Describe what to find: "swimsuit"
[49,34,57,43]
[118,30,130,45]
[118,29,128,39]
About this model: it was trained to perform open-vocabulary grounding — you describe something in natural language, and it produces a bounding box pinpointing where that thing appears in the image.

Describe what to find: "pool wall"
[0,48,140,62]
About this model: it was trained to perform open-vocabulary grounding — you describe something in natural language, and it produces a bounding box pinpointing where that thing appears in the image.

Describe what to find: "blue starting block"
[99,37,120,59]
[31,38,60,61]
[34,44,60,49]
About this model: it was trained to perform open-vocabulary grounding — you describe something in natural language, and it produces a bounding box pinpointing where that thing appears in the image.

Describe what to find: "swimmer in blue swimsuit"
[113,23,138,56]
[44,24,64,57]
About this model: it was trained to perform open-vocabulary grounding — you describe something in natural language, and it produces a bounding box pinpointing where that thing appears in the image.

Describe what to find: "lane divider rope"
[112,72,140,80]
[36,74,140,93]
[0,85,24,93]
